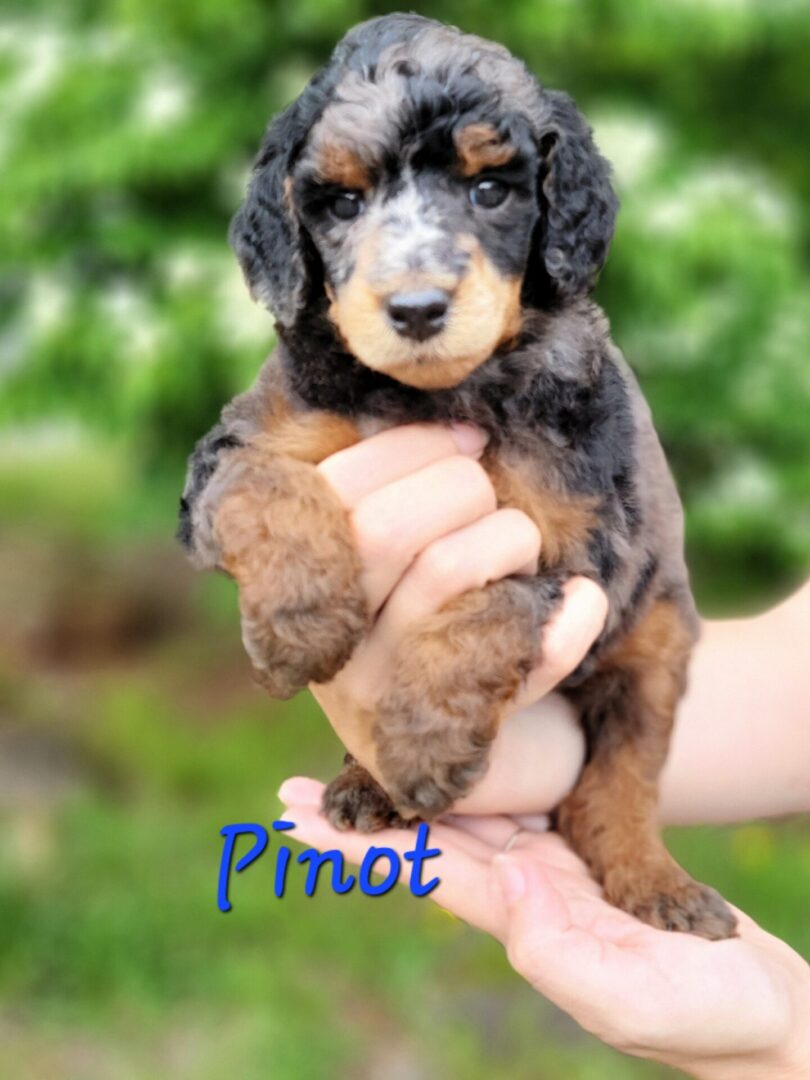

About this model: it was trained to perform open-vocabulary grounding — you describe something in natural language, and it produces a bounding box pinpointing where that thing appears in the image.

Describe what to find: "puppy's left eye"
[469,178,509,209]
[330,191,364,221]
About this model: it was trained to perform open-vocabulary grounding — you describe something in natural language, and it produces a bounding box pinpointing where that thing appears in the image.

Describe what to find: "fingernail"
[277,778,321,807]
[494,855,526,903]
[449,423,489,455]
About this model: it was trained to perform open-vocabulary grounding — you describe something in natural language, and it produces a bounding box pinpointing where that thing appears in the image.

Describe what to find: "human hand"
[277,781,810,1079]
[311,422,608,815]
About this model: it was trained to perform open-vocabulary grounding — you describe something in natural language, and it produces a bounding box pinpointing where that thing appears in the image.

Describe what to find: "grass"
[0,466,807,1078]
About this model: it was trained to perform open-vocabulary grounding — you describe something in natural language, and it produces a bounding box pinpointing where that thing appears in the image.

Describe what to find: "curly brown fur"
[214,450,368,697]
[178,14,736,937]
[454,122,517,177]
[323,753,408,832]
[375,576,564,817]
[558,600,736,940]
[486,453,600,572]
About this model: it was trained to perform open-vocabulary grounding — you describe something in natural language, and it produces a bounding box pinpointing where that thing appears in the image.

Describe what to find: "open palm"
[279,777,810,1077]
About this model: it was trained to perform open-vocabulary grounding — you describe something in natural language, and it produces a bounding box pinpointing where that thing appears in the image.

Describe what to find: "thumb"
[493,854,606,1010]
[493,854,571,981]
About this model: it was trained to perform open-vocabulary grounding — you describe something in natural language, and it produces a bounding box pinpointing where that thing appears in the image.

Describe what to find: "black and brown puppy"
[178,14,736,939]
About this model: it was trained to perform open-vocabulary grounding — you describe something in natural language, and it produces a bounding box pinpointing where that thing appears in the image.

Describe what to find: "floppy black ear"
[531,90,618,300]
[229,77,331,328]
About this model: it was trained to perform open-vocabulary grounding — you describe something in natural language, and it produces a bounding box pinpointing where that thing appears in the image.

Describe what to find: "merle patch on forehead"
[303,25,539,187]
[308,104,524,191]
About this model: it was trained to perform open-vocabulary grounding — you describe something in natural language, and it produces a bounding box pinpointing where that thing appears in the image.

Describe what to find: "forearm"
[681,963,810,1080]
[451,581,810,823]
[659,581,810,826]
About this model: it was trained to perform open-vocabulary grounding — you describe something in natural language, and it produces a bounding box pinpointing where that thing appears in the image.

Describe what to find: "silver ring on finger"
[503,827,525,853]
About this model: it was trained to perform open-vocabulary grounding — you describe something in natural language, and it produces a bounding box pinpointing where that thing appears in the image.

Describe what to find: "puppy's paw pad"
[322,774,408,833]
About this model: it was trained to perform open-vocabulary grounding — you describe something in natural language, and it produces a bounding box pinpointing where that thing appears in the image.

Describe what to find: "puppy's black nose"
[386,289,449,341]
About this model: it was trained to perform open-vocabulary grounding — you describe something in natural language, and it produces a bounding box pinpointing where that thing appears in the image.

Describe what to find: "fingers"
[351,454,498,613]
[311,505,542,750]
[318,422,488,507]
[278,778,491,863]
[313,573,597,808]
[493,852,623,1009]
[318,422,498,615]
[368,507,540,657]
[278,777,505,935]
[440,813,551,851]
[512,576,609,710]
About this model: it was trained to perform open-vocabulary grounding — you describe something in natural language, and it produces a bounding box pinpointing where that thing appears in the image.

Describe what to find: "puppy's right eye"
[330,191,364,221]
[469,178,509,209]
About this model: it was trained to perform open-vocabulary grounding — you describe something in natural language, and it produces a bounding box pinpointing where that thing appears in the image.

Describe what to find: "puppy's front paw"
[323,758,409,832]
[375,579,544,819]
[379,742,489,820]
[214,459,369,697]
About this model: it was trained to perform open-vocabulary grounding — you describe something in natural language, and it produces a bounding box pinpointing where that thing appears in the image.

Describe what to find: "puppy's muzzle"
[385,287,450,342]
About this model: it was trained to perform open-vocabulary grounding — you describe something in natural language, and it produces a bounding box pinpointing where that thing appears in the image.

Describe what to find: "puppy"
[178,14,737,939]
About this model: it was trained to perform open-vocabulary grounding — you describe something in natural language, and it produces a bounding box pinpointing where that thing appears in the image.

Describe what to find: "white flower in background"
[0,20,67,160]
[0,419,90,461]
[98,281,163,363]
[591,111,666,189]
[665,0,803,14]
[162,246,271,351]
[0,21,66,107]
[163,247,217,291]
[27,274,70,334]
[0,19,145,162]
[85,25,134,62]
[670,0,752,12]
[217,261,273,349]
[0,273,71,378]
[135,68,192,131]
[697,454,780,513]
[644,165,793,234]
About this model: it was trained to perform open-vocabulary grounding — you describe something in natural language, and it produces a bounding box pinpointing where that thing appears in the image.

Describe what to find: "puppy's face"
[230,17,617,389]
[293,96,540,389]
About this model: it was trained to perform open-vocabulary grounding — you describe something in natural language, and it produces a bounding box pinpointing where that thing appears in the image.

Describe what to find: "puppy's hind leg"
[557,599,737,940]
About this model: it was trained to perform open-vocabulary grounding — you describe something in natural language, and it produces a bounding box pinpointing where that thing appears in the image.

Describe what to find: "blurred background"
[1,0,809,1076]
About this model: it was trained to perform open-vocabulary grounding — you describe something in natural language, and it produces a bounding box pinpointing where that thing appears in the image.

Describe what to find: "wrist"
[683,987,810,1080]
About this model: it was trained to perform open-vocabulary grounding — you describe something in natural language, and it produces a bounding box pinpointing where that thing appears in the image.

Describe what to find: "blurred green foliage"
[2,0,809,606]
[1,1,809,1077]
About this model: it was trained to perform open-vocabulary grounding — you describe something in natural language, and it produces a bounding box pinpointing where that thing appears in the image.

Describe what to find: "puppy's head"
[231,15,617,390]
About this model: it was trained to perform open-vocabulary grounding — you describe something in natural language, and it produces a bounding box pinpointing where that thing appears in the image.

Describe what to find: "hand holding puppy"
[310,421,606,819]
